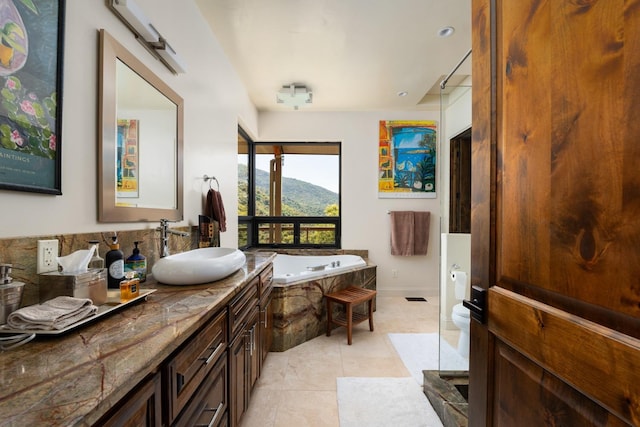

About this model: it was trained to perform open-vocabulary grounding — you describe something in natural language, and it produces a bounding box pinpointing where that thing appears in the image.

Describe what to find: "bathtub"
[273,254,368,284]
[269,252,377,351]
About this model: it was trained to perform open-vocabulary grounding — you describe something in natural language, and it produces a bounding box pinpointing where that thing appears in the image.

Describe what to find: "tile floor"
[240,295,452,427]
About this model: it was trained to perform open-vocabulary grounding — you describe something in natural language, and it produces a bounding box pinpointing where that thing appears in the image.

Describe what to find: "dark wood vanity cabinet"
[173,353,228,427]
[229,264,274,427]
[258,265,274,373]
[167,309,228,426]
[229,275,260,427]
[100,371,162,427]
[97,262,274,427]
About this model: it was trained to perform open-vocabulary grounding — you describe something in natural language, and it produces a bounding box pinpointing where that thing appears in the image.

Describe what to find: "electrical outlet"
[392,269,398,278]
[37,239,59,274]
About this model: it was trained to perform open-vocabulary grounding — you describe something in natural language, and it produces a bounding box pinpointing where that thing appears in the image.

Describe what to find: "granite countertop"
[0,251,275,427]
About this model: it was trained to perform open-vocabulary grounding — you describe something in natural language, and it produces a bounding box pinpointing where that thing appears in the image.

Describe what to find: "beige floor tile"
[255,352,289,390]
[282,351,344,391]
[240,385,282,427]
[273,390,338,427]
[239,293,450,427]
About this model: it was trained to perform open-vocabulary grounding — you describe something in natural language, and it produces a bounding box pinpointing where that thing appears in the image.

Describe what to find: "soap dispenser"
[105,235,124,289]
[87,240,104,270]
[0,263,24,325]
[125,241,147,282]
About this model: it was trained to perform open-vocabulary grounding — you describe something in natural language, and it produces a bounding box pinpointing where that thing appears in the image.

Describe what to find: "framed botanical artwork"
[117,119,139,198]
[378,120,437,199]
[0,0,65,194]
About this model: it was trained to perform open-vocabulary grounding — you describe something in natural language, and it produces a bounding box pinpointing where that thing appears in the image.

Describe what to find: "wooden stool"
[325,286,377,345]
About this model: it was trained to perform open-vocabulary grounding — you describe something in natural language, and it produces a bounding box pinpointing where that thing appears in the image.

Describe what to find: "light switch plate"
[37,239,59,274]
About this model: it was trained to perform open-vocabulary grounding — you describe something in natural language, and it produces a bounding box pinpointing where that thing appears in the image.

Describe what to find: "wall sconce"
[109,0,187,74]
[276,84,312,110]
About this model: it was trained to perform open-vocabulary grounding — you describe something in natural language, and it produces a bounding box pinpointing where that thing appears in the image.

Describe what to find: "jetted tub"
[268,252,377,351]
[273,254,367,284]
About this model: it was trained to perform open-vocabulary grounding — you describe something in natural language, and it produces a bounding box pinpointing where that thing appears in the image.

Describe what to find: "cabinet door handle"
[249,326,255,356]
[195,402,224,427]
[199,342,224,366]
[261,308,268,328]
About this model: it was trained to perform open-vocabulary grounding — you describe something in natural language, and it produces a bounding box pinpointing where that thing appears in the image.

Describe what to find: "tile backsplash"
[0,226,194,307]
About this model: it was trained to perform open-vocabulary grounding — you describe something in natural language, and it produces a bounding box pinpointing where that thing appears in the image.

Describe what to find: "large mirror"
[98,29,183,222]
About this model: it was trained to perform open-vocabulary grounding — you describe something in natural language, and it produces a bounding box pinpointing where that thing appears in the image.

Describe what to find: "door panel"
[470,0,640,425]
[493,341,627,427]
[489,287,640,423]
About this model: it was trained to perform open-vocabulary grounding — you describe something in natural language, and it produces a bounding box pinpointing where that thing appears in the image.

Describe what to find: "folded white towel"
[7,296,98,331]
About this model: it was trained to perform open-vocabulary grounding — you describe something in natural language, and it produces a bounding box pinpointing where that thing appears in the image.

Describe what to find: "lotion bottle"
[105,236,124,289]
[125,241,147,282]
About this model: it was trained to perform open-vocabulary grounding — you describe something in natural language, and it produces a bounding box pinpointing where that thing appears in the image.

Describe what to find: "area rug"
[337,377,443,427]
[388,333,468,385]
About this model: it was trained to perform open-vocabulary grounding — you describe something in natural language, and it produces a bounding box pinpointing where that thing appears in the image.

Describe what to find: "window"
[238,127,341,248]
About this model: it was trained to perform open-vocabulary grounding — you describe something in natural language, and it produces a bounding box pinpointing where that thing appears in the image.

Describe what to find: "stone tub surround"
[0,251,275,426]
[263,250,376,352]
[0,227,193,307]
[423,370,468,427]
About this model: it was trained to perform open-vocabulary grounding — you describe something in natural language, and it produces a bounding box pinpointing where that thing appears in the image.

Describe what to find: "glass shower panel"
[438,78,472,375]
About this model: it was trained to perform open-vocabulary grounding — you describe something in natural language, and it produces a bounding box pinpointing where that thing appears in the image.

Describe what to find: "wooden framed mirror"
[98,29,183,222]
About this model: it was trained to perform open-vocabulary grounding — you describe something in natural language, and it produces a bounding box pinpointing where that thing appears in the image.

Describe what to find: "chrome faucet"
[157,219,190,258]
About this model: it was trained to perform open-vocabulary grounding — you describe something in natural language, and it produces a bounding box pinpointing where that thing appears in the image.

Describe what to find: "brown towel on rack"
[390,211,430,256]
[205,189,227,232]
[413,211,431,255]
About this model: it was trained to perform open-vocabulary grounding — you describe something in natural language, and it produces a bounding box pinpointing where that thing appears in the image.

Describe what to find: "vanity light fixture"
[276,84,313,110]
[110,0,187,74]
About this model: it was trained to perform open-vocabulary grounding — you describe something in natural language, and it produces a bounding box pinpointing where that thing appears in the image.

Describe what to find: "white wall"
[259,111,441,296]
[0,0,256,247]
[0,1,472,299]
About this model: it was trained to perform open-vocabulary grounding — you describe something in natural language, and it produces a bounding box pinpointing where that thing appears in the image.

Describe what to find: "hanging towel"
[390,211,430,256]
[205,189,227,232]
[6,296,98,331]
[413,211,431,255]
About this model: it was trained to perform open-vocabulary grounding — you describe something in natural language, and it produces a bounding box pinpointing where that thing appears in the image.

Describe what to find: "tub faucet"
[157,219,190,258]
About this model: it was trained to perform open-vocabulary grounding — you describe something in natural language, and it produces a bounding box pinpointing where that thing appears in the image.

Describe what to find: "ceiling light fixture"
[397,91,408,97]
[276,84,313,110]
[110,0,187,74]
[437,26,455,38]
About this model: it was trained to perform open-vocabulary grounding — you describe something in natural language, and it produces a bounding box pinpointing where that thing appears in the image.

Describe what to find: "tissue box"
[39,269,107,305]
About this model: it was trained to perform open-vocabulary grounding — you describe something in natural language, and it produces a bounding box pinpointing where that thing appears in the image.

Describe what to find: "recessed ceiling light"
[397,91,408,97]
[437,26,455,38]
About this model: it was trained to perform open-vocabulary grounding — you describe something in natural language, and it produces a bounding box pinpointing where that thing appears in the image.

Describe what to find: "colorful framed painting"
[116,119,139,198]
[0,0,65,194]
[378,120,437,198]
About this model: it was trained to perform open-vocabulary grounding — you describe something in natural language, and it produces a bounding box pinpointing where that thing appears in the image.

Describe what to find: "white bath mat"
[337,377,443,427]
[388,333,468,385]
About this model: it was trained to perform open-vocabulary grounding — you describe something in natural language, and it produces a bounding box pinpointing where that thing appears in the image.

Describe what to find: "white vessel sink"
[152,247,246,285]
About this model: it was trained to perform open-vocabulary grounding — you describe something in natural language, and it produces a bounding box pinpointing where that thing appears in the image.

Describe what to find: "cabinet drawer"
[258,264,273,297]
[174,352,228,427]
[167,309,227,424]
[228,276,259,338]
[100,371,162,427]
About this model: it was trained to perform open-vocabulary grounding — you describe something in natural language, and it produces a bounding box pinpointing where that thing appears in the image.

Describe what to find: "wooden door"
[469,1,640,426]
[449,128,472,233]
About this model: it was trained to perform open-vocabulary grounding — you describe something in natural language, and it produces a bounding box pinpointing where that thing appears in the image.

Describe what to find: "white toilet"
[451,271,471,358]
